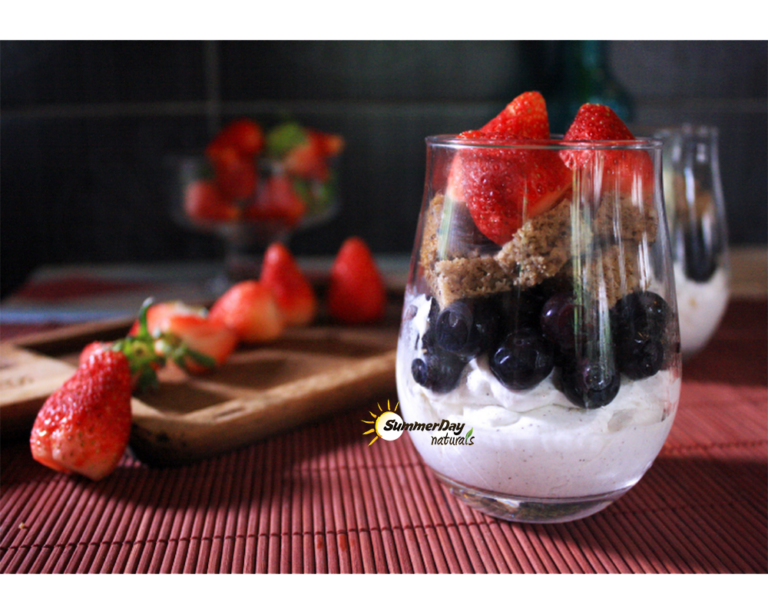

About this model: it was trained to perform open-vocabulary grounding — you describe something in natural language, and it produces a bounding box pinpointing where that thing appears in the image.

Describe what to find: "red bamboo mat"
[1,300,766,574]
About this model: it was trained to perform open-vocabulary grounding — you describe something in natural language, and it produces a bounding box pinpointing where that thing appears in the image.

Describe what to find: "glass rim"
[425,134,662,151]
[651,124,719,140]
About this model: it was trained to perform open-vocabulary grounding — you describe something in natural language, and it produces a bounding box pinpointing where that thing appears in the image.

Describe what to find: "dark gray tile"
[218,41,523,103]
[1,41,207,109]
[612,41,768,100]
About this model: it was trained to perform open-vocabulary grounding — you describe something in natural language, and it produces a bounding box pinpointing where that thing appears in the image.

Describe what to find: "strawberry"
[460,145,571,244]
[472,91,550,139]
[209,147,258,202]
[282,129,344,181]
[327,237,387,325]
[30,349,133,481]
[80,301,167,392]
[561,103,654,198]
[79,341,110,366]
[184,179,240,222]
[445,156,466,202]
[562,103,635,142]
[209,281,285,343]
[455,92,572,245]
[246,175,306,227]
[260,242,317,326]
[129,301,238,374]
[206,118,264,160]
[30,298,237,481]
[205,120,263,202]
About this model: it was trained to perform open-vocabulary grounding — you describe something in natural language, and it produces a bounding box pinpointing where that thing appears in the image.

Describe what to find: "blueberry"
[421,326,438,353]
[612,291,671,379]
[683,226,718,283]
[616,334,664,380]
[490,328,554,391]
[497,285,550,331]
[558,354,621,409]
[613,291,670,337]
[435,297,498,358]
[540,292,589,363]
[541,292,575,345]
[411,352,467,394]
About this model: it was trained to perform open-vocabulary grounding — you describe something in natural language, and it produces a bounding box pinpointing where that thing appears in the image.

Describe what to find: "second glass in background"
[655,125,730,359]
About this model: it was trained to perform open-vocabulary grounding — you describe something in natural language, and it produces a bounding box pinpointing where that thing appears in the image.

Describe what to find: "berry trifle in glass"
[396,93,682,523]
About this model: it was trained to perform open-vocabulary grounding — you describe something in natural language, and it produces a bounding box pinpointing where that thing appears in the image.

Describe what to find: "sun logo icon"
[362,400,403,445]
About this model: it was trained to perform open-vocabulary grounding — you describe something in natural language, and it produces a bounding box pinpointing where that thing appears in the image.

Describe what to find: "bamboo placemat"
[1,300,766,574]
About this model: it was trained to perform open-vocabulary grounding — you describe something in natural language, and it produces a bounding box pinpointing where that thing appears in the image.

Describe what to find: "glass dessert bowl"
[172,119,343,283]
[396,109,682,523]
[656,125,730,359]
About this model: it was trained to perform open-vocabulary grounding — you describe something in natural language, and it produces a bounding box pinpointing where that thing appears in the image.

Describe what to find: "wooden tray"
[0,301,401,466]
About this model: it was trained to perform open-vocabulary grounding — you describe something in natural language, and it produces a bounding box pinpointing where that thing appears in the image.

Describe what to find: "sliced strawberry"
[184,179,240,222]
[454,92,571,244]
[206,118,264,159]
[30,349,132,481]
[445,156,466,202]
[460,145,572,244]
[260,242,317,326]
[561,103,654,197]
[246,175,306,227]
[129,301,238,374]
[208,281,285,343]
[474,91,550,139]
[327,237,387,325]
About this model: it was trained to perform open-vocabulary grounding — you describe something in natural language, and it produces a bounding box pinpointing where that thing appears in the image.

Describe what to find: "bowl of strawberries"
[175,118,344,280]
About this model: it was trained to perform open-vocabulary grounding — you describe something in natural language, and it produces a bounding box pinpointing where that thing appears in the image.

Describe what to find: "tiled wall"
[2,41,766,297]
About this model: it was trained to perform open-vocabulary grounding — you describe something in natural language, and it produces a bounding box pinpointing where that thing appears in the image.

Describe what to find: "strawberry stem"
[110,297,222,391]
[112,298,165,391]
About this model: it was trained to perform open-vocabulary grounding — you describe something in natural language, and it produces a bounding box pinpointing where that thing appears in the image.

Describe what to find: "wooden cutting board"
[0,302,401,466]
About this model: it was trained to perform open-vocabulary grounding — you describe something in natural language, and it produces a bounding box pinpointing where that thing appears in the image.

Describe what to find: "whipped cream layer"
[396,292,681,499]
[674,263,729,358]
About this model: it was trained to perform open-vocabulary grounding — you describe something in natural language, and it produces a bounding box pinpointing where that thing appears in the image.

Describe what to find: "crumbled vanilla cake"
[420,190,656,308]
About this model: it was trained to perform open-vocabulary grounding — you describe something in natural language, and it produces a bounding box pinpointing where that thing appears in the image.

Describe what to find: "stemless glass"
[656,125,730,359]
[396,135,682,523]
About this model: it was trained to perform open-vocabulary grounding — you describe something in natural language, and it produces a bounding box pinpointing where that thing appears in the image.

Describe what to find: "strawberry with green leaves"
[282,129,344,181]
[31,300,167,480]
[455,92,572,245]
[266,122,345,182]
[128,301,239,374]
[30,298,239,481]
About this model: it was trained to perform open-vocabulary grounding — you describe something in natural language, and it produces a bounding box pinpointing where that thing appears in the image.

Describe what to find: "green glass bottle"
[551,41,634,133]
